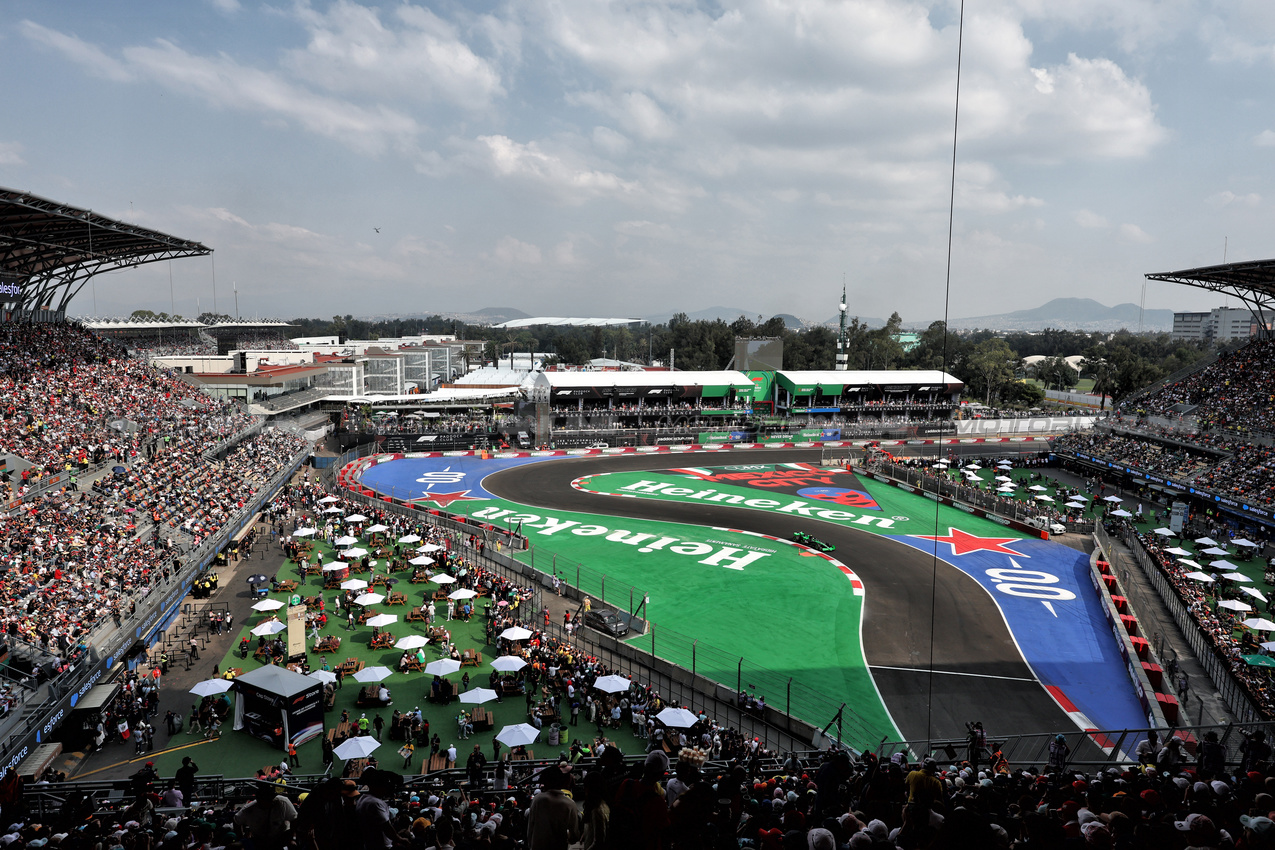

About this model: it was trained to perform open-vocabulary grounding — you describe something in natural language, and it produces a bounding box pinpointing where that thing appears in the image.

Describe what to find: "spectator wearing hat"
[355,769,406,850]
[234,784,297,850]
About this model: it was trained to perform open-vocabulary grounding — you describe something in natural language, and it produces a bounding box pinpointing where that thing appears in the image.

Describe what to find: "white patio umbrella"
[341,547,369,559]
[341,578,369,590]
[1234,538,1260,548]
[1211,560,1240,571]
[1111,509,1133,518]
[319,495,340,503]
[1219,600,1253,612]
[1034,495,1055,502]
[459,688,499,705]
[1242,587,1269,603]
[308,670,338,684]
[409,556,434,566]
[995,476,1013,482]
[354,593,385,606]
[1202,547,1230,557]
[189,679,234,697]
[431,574,457,584]
[323,507,344,514]
[335,535,359,546]
[366,613,398,628]
[425,659,462,676]
[366,524,390,533]
[333,736,381,760]
[1029,485,1048,492]
[353,666,394,683]
[593,674,633,694]
[965,463,981,469]
[655,707,700,728]
[490,655,528,672]
[997,487,1016,493]
[448,589,478,600]
[251,620,287,636]
[1165,547,1192,556]
[500,626,533,641]
[395,635,429,650]
[345,514,369,523]
[1070,494,1089,501]
[1243,618,1275,631]
[1065,502,1086,509]
[1103,495,1123,503]
[495,723,540,747]
[417,543,443,552]
[399,534,422,544]
[1153,528,1176,537]
[1183,571,1215,583]
[1262,641,1275,652]
[1222,572,1253,583]
[1177,559,1205,570]
[293,527,317,537]
[252,599,286,611]
[1195,537,1220,546]
[323,563,347,571]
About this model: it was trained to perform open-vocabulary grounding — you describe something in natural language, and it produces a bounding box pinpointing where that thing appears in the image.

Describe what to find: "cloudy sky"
[3,0,1274,324]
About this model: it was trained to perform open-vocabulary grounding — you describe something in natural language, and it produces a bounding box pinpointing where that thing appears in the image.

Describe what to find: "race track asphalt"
[485,447,1102,754]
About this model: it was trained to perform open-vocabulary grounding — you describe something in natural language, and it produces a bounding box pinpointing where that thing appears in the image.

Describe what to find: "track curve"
[485,448,1092,748]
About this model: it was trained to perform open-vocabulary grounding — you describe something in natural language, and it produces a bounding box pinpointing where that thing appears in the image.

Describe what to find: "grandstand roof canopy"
[1146,260,1275,317]
[534,370,751,389]
[0,188,211,316]
[775,370,964,394]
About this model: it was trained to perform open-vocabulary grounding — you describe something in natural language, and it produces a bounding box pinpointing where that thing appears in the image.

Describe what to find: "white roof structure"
[776,370,962,386]
[342,387,519,405]
[453,368,528,386]
[81,318,205,330]
[530,370,751,389]
[493,317,643,329]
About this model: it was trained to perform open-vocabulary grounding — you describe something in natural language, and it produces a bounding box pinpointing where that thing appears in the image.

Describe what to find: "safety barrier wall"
[1097,523,1266,722]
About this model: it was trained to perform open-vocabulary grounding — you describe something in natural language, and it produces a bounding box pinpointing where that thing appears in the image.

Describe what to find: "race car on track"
[792,531,835,552]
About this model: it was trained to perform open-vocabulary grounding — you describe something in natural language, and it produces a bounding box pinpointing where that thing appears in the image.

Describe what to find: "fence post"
[601,575,605,603]
[787,678,792,717]
[692,639,697,677]
[737,658,743,698]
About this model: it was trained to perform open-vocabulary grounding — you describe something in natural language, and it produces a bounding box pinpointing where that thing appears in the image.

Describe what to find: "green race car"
[792,531,835,552]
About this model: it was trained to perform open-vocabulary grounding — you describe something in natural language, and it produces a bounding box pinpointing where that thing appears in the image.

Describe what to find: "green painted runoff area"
[445,496,897,745]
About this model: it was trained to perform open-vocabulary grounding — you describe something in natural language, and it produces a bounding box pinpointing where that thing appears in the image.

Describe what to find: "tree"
[1033,357,1078,392]
[966,338,1018,406]
[1002,380,1046,408]
[1080,349,1116,411]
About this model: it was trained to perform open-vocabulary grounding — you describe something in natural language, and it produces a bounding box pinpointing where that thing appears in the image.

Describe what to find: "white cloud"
[1075,209,1109,228]
[0,142,25,166]
[206,0,242,14]
[1207,190,1261,208]
[1256,130,1275,147]
[283,1,505,109]
[1119,223,1154,243]
[20,21,133,82]
[494,236,542,265]
[553,240,579,265]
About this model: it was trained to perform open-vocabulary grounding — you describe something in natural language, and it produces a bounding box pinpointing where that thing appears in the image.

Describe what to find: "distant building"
[1172,307,1275,342]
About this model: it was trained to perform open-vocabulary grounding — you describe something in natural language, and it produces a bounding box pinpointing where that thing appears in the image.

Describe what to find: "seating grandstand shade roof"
[1146,259,1275,306]
[493,316,643,328]
[534,370,752,389]
[775,370,964,395]
[0,187,211,314]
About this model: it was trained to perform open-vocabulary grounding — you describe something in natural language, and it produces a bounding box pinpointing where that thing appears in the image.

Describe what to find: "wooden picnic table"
[385,591,407,606]
[428,626,449,641]
[370,574,390,588]
[407,606,427,622]
[460,649,482,667]
[426,752,448,773]
[337,657,364,675]
[410,569,432,584]
[303,595,324,609]
[370,632,395,650]
[276,580,299,593]
[471,706,493,732]
[314,636,342,653]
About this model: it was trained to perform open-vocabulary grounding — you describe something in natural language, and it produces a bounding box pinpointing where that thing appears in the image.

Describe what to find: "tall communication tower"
[835,280,849,371]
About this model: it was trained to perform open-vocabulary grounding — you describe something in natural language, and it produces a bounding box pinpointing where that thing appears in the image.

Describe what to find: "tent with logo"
[231,665,325,750]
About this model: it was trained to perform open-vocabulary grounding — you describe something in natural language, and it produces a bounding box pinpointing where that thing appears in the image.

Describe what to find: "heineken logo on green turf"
[605,480,898,527]
[470,506,773,570]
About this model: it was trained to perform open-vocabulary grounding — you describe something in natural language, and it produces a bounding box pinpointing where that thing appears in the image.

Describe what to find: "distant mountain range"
[942,298,1175,332]
[375,298,1174,333]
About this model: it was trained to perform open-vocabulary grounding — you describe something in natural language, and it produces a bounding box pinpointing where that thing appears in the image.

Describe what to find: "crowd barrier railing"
[1099,522,1266,723]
